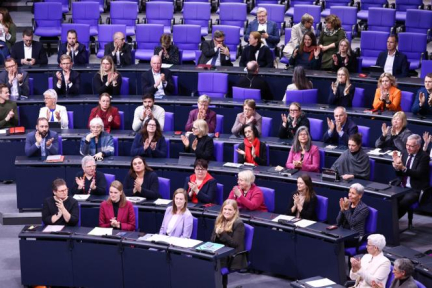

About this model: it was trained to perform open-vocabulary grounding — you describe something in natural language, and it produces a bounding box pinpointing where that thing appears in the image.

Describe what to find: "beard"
[39,130,48,138]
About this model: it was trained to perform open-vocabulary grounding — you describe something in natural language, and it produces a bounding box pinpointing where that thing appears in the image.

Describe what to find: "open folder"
[138,234,202,248]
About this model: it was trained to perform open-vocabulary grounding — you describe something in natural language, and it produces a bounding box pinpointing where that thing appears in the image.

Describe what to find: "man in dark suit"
[0,58,29,98]
[142,55,174,96]
[244,7,280,49]
[104,32,132,66]
[57,29,87,65]
[10,28,48,66]
[198,30,232,66]
[393,134,430,218]
[322,106,358,146]
[376,35,409,78]
[25,117,59,157]
[236,60,272,100]
[54,54,80,96]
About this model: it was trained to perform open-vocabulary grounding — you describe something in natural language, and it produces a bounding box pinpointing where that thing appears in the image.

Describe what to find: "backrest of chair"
[258,186,275,212]
[398,32,427,60]
[173,25,201,50]
[315,195,328,222]
[415,280,426,288]
[257,4,285,24]
[72,2,100,26]
[232,87,261,100]
[293,5,321,25]
[98,24,127,48]
[135,24,164,50]
[118,111,124,130]
[284,28,292,45]
[216,183,224,205]
[172,75,178,95]
[357,125,370,147]
[119,77,129,96]
[219,3,247,26]
[77,202,82,227]
[67,111,74,129]
[360,0,388,10]
[233,143,240,163]
[164,112,174,131]
[369,158,375,181]
[365,207,378,234]
[360,31,389,58]
[191,217,198,239]
[285,89,318,104]
[212,25,241,48]
[61,24,90,49]
[352,87,365,107]
[395,0,423,12]
[216,114,224,134]
[48,77,53,89]
[35,3,62,27]
[385,265,394,288]
[183,2,211,23]
[368,8,396,32]
[214,141,224,162]
[330,6,358,26]
[57,135,63,155]
[29,78,34,96]
[319,149,325,171]
[198,73,228,98]
[243,223,254,252]
[324,0,352,8]
[420,60,432,79]
[158,177,171,199]
[104,173,115,194]
[405,9,432,34]
[308,118,323,141]
[133,205,139,231]
[261,117,272,138]
[113,137,119,156]
[401,91,414,112]
[110,2,138,26]
[146,2,174,24]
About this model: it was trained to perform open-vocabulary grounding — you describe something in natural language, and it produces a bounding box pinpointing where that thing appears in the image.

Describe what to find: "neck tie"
[70,48,75,63]
[211,48,220,66]
[402,154,413,187]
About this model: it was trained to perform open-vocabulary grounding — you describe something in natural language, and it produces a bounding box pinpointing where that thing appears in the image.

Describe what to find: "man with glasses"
[104,31,132,66]
[54,54,80,96]
[0,83,18,128]
[132,93,166,132]
[244,7,280,49]
[57,29,87,65]
[283,13,315,60]
[0,57,29,98]
[10,28,48,66]
[322,106,358,146]
[236,60,272,100]
[198,30,232,67]
[25,117,58,157]
[185,94,216,133]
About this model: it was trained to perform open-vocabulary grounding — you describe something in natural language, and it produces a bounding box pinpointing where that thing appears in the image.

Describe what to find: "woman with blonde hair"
[375,111,411,151]
[372,73,401,111]
[181,119,214,161]
[328,67,355,107]
[332,38,356,72]
[93,56,122,95]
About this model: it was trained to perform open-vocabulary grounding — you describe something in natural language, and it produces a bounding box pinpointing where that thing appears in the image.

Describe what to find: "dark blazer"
[376,50,409,78]
[0,69,29,96]
[236,74,272,100]
[141,68,175,96]
[99,200,135,231]
[70,170,107,196]
[336,200,369,236]
[123,172,160,199]
[104,42,132,66]
[286,192,318,221]
[244,20,280,49]
[57,42,87,65]
[396,149,430,191]
[53,70,80,96]
[322,117,358,146]
[24,130,59,157]
[198,40,233,66]
[154,45,180,65]
[184,134,215,161]
[332,53,356,73]
[237,141,267,166]
[183,176,217,204]
[42,196,79,226]
[328,83,355,107]
[130,134,167,158]
[239,44,274,68]
[93,73,122,96]
[10,40,48,66]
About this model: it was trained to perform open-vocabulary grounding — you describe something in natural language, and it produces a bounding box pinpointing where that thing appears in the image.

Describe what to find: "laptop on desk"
[178,152,196,166]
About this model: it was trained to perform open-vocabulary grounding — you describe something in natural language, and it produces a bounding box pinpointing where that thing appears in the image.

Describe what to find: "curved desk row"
[15,155,409,245]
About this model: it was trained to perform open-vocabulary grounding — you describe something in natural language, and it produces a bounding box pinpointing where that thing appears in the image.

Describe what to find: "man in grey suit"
[0,57,29,98]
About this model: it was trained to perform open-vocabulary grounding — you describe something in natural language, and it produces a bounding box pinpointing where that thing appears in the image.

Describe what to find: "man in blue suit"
[375,35,409,78]
[322,106,358,146]
[244,7,280,49]
[25,117,59,157]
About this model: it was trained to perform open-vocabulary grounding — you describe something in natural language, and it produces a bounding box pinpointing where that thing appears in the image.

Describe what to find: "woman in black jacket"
[181,119,214,161]
[286,174,317,220]
[239,31,273,68]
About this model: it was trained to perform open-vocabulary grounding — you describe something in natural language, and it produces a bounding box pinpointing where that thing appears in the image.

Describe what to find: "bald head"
[151,55,162,73]
[247,61,259,74]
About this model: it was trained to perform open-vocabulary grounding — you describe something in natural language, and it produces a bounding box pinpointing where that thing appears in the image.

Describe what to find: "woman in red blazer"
[99,180,135,231]
[88,93,121,133]
[286,126,320,172]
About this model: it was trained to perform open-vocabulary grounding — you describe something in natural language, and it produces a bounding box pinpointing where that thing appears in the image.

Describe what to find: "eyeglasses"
[147,124,156,127]
[5,64,16,69]
[56,189,68,193]
[195,168,206,171]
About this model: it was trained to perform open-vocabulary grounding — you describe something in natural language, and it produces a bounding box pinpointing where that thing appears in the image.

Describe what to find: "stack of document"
[88,227,113,236]
[42,225,65,233]
[126,197,145,203]
[305,278,336,287]
[154,199,172,205]
[272,215,316,228]
[73,194,90,201]
[138,234,202,248]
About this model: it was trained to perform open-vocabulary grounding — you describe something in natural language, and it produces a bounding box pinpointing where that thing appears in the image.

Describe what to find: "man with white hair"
[104,31,132,66]
[141,55,174,96]
[283,13,315,60]
[38,89,69,129]
[244,7,280,49]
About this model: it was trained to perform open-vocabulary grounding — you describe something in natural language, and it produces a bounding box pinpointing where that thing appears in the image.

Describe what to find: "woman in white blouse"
[38,89,68,129]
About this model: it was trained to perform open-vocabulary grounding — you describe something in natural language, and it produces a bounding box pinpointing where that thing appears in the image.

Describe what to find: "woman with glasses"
[328,67,355,107]
[38,89,69,129]
[279,102,310,139]
[372,258,417,288]
[88,93,120,133]
[93,56,122,96]
[123,156,160,199]
[131,118,167,158]
[181,119,214,161]
[71,156,107,196]
[184,159,217,204]
[285,126,320,172]
[231,99,262,137]
[80,117,114,161]
[185,94,216,133]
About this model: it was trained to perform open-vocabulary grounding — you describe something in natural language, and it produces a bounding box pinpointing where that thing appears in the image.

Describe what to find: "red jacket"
[88,106,121,133]
[99,200,135,231]
[228,184,268,212]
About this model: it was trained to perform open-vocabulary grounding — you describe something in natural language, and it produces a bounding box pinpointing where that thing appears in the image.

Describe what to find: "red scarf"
[244,138,260,166]
[188,172,214,203]
[303,45,317,61]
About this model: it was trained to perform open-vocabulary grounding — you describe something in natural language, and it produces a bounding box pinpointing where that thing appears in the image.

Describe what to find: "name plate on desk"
[321,168,340,182]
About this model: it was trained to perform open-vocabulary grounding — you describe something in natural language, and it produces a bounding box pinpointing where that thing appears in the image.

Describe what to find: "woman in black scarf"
[239,31,274,68]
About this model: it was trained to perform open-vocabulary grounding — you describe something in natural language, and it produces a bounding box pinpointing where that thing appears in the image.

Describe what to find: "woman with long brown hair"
[159,188,193,238]
[286,174,318,220]
[88,93,121,132]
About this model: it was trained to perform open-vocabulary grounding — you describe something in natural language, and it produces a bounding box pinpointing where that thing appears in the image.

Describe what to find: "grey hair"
[89,117,104,128]
[291,126,311,153]
[238,170,255,185]
[81,155,96,169]
[44,89,58,103]
[198,94,211,104]
[334,106,347,115]
[350,183,365,196]
[407,134,422,146]
[394,258,415,278]
[257,7,267,15]
[367,234,386,251]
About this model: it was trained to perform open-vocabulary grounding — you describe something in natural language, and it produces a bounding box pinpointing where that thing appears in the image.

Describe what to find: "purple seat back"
[357,125,370,147]
[67,111,74,129]
[398,32,427,70]
[330,6,357,26]
[395,0,423,12]
[165,138,170,158]
[262,117,272,138]
[133,206,139,231]
[352,87,365,108]
[158,177,171,199]
[61,24,90,53]
[367,8,396,32]
[232,87,261,100]
[104,173,115,194]
[146,2,174,27]
[219,3,247,28]
[113,137,119,156]
[244,224,254,251]
[369,158,375,181]
[214,141,224,162]
[80,0,104,13]
[197,73,228,98]
[401,91,414,112]
[293,4,321,24]
[118,111,124,130]
[216,114,224,133]
[315,195,328,222]
[164,112,174,131]
[173,24,201,51]
[216,183,224,205]
[72,2,100,36]
[319,149,325,171]
[44,0,69,13]
[405,9,432,35]
[172,75,178,95]
[420,60,432,79]
[34,3,63,37]
[308,118,323,141]
[257,4,285,25]
[191,217,198,239]
[135,24,164,50]
[183,2,211,32]
[366,207,378,234]
[284,89,318,104]
[415,280,427,288]
[57,135,63,155]
[258,186,275,212]
[360,31,389,67]
[121,77,129,96]
[110,2,138,35]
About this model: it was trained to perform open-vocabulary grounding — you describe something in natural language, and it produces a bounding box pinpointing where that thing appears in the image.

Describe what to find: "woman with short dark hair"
[184,159,217,204]
[130,118,167,158]
[236,123,267,166]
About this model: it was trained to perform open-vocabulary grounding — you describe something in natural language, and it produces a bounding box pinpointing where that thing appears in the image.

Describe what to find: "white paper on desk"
[127,197,145,203]
[140,234,202,248]
[42,225,65,233]
[294,219,316,228]
[367,148,384,155]
[154,199,172,205]
[0,129,8,135]
[325,145,337,149]
[223,162,243,168]
[88,227,113,236]
[271,215,295,222]
[161,64,173,68]
[73,194,90,201]
[305,278,336,287]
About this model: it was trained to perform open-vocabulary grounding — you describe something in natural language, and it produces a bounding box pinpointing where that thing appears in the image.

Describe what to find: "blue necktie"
[211,48,220,66]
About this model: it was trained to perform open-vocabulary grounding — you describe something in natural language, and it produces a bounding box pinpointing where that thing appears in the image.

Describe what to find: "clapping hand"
[55,111,61,121]
[419,92,426,106]
[331,82,337,94]
[191,139,198,151]
[335,121,342,133]
[381,123,390,137]
[371,281,384,288]
[56,71,62,82]
[144,138,150,150]
[245,115,255,124]
[90,178,96,190]
[46,138,54,147]
[35,131,42,145]
[314,46,321,57]
[293,160,302,168]
[75,177,85,189]
[343,84,352,96]
[5,109,14,122]
[281,113,288,125]
[233,186,242,198]
[350,257,361,272]
[332,54,338,65]
[94,152,104,161]
[150,141,157,150]
[181,135,189,147]
[216,227,224,235]
[423,131,431,150]
[55,198,65,212]
[327,117,335,132]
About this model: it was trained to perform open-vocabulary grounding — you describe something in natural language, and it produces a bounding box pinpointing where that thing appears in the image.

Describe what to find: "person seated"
[211,199,247,286]
[279,102,310,139]
[411,73,432,116]
[154,33,180,65]
[228,170,268,211]
[123,156,160,199]
[328,67,355,107]
[322,106,358,146]
[184,159,217,204]
[0,7,16,52]
[70,156,107,196]
[132,93,166,132]
[99,180,136,231]
[331,38,356,72]
[375,111,412,152]
[236,123,267,166]
[185,95,216,133]
[239,31,273,68]
[372,258,417,288]
[130,118,167,158]
[88,93,120,133]
[285,126,320,172]
[244,7,280,49]
[0,57,29,98]
[54,54,80,96]
[80,117,114,160]
[0,84,18,129]
[283,13,315,60]
[198,30,233,67]
[57,29,87,65]
[93,56,122,96]
[159,188,193,238]
[336,183,370,246]
[282,66,313,102]
[231,99,262,137]
[288,31,321,70]
[236,61,272,100]
[286,174,317,220]
[42,178,79,226]
[25,117,59,157]
[142,55,175,96]
[331,133,370,180]
[376,35,409,78]
[373,73,402,112]
[181,119,214,161]
[10,28,48,66]
[319,15,346,70]
[104,32,132,66]
[349,234,391,287]
[38,89,68,129]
